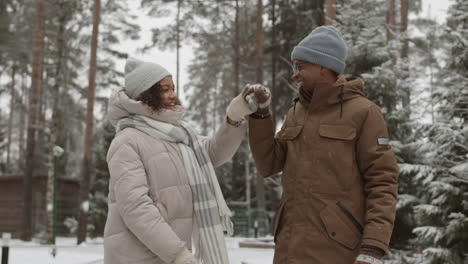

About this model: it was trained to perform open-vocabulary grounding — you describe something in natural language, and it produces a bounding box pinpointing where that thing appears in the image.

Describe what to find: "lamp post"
[51,146,64,257]
[1,233,11,264]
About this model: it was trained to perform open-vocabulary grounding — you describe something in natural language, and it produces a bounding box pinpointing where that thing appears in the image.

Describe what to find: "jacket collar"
[107,89,185,128]
[298,75,365,112]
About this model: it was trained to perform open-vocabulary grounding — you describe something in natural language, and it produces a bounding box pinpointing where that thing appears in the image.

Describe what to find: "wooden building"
[0,175,79,237]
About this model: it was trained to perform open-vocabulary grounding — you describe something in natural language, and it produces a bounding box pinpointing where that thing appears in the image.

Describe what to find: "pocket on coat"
[318,124,356,140]
[104,230,159,263]
[319,202,362,250]
[318,124,357,189]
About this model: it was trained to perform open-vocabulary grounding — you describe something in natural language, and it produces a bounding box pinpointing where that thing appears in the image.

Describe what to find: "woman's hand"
[172,248,198,264]
[226,85,258,122]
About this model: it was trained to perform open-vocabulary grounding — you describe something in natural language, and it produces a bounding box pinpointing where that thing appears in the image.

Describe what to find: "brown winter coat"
[249,75,399,264]
[104,90,246,264]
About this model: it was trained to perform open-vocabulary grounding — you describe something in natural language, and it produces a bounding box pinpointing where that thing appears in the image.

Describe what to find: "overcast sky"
[0,0,453,108]
[116,0,452,102]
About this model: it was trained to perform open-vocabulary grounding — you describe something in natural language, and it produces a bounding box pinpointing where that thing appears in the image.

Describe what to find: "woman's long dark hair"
[135,81,181,112]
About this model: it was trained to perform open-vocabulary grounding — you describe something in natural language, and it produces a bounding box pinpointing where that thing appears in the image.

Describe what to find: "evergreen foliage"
[0,0,466,249]
[389,1,468,262]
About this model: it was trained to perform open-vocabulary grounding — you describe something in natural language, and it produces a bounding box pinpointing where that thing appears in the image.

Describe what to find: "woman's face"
[159,76,177,109]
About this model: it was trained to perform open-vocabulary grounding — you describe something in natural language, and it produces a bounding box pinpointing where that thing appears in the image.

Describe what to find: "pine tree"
[75,0,139,243]
[77,0,101,245]
[388,1,468,262]
[408,2,468,261]
[88,118,114,238]
[44,0,78,244]
[269,0,324,120]
[336,0,404,138]
[439,0,468,124]
[407,125,468,263]
[22,0,46,241]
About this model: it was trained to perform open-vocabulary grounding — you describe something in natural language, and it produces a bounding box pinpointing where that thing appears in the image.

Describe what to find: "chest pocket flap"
[280,125,303,140]
[319,124,356,141]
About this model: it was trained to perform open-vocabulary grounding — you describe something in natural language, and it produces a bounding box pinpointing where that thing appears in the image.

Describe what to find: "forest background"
[0,0,466,263]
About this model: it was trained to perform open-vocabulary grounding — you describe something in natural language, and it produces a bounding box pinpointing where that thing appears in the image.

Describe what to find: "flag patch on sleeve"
[378,137,390,145]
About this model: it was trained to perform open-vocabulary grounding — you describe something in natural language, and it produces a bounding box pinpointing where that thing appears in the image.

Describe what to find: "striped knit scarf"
[117,114,232,264]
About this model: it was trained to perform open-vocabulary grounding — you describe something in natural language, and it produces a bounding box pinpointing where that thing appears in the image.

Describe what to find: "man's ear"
[319,67,335,80]
[319,66,327,77]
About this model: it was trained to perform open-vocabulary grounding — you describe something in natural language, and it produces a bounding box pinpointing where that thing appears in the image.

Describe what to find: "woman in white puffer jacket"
[104,58,267,264]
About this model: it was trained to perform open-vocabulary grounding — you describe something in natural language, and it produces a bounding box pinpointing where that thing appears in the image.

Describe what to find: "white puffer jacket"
[104,90,246,264]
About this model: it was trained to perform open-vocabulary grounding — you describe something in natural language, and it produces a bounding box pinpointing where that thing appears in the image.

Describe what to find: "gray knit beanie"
[291,26,347,74]
[124,57,171,99]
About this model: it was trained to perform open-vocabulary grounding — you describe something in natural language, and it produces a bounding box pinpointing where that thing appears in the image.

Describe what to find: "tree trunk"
[18,74,27,162]
[401,0,410,108]
[324,0,335,25]
[35,68,47,177]
[234,0,240,96]
[255,0,264,84]
[271,0,277,125]
[6,65,16,175]
[212,79,216,135]
[22,0,45,241]
[46,6,66,244]
[244,148,251,212]
[77,0,101,244]
[400,0,408,59]
[231,0,241,201]
[387,0,396,67]
[255,0,266,212]
[176,0,181,96]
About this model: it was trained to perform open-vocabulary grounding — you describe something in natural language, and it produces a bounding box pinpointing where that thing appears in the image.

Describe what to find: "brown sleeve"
[356,104,400,253]
[248,116,287,177]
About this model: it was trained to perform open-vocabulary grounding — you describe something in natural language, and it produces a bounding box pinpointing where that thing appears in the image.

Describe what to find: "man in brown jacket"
[246,26,399,264]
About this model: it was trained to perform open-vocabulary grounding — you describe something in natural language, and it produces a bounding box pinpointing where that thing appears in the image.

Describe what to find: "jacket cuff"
[250,110,271,119]
[361,225,392,253]
[172,247,193,264]
[361,237,389,253]
[360,244,385,257]
[248,115,273,126]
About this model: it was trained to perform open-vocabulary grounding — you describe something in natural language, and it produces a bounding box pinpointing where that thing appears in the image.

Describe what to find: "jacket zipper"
[336,201,364,234]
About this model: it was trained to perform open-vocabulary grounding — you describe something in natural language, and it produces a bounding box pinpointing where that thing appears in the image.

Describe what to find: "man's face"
[291,60,327,93]
[159,76,178,109]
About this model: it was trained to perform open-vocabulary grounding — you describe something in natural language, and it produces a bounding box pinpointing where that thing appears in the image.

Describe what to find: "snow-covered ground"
[3,237,274,264]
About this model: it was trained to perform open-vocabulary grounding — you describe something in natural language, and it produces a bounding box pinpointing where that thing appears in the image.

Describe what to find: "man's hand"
[244,83,271,110]
[354,246,384,264]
